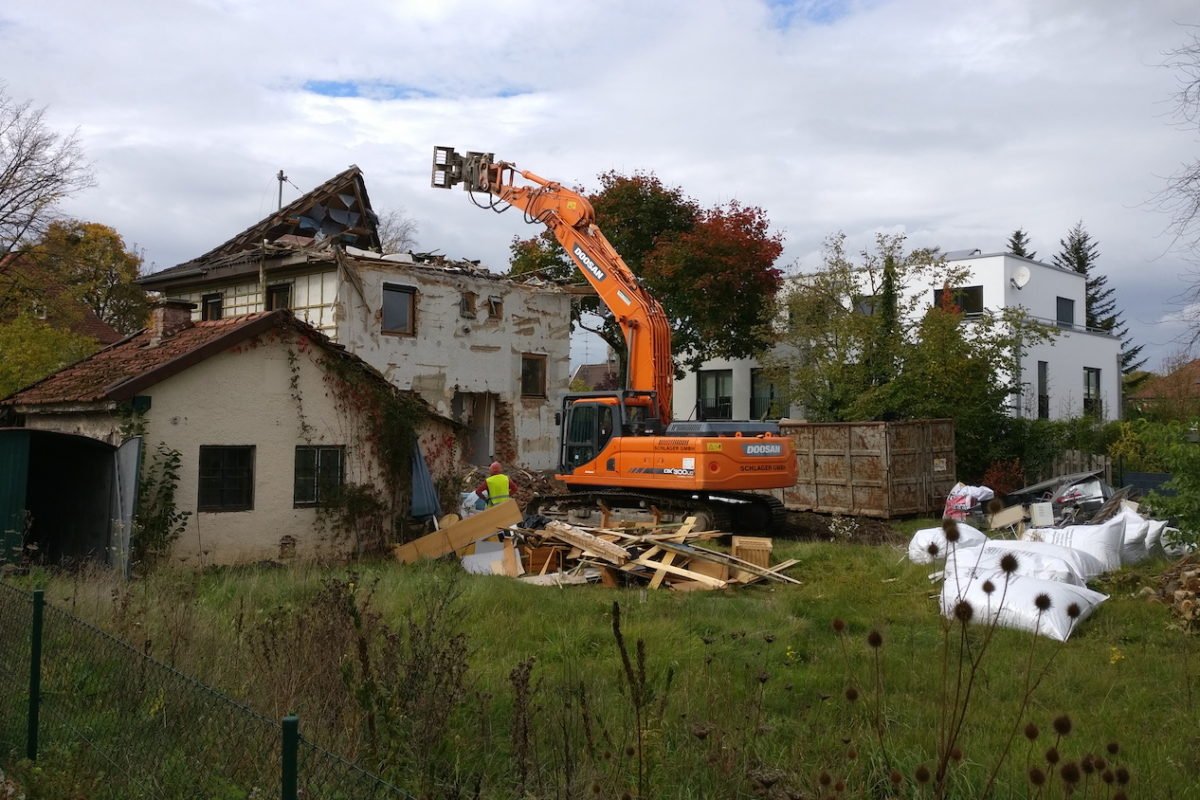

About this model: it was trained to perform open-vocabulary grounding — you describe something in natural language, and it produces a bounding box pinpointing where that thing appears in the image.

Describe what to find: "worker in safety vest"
[475,461,515,507]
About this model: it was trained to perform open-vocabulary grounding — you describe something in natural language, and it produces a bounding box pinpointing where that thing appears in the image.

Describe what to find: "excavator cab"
[558,391,662,473]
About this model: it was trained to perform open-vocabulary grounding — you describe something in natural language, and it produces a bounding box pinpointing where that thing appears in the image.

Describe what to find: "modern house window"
[521,354,547,397]
[1056,297,1075,329]
[698,369,733,420]
[266,283,292,311]
[1037,361,1049,420]
[382,284,416,335]
[750,368,785,420]
[853,295,879,316]
[294,446,344,507]
[932,285,984,316]
[198,445,255,512]
[201,293,223,321]
[1083,367,1102,416]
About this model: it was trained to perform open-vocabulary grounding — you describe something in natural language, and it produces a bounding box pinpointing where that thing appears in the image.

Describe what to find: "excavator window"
[561,401,618,471]
[563,403,599,469]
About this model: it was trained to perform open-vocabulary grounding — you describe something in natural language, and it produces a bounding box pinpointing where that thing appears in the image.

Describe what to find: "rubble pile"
[395,501,799,591]
[510,520,800,590]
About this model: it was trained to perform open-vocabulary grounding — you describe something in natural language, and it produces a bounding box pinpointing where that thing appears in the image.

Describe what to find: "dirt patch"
[780,510,906,546]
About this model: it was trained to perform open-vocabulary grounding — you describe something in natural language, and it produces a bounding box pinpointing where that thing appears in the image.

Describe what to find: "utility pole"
[276,169,287,211]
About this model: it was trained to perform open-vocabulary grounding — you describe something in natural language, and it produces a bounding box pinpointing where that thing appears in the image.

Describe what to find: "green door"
[0,430,30,566]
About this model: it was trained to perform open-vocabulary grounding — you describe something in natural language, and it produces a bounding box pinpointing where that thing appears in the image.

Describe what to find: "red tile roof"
[4,311,300,406]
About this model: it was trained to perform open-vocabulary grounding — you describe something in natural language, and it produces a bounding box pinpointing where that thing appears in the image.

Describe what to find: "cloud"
[1,0,1198,371]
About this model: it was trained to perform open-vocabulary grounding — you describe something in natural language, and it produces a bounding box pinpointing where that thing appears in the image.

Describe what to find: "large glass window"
[750,368,785,420]
[198,446,254,512]
[521,354,547,397]
[1057,297,1075,329]
[1083,367,1102,417]
[931,285,984,316]
[294,446,344,507]
[698,369,733,420]
[382,284,416,335]
[1037,361,1049,420]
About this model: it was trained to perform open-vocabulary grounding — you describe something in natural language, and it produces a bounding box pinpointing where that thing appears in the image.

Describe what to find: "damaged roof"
[139,166,381,288]
[1,310,432,414]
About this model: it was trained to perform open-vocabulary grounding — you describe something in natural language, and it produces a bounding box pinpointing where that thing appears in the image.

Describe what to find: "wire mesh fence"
[0,581,413,800]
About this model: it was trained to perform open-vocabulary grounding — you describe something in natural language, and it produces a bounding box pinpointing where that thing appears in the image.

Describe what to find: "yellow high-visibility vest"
[485,474,510,506]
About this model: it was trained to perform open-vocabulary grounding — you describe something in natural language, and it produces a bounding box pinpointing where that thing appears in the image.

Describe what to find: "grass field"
[8,523,1199,799]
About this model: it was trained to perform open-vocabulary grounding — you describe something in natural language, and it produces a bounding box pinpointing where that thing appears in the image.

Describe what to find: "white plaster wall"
[1020,330,1122,421]
[136,330,384,566]
[336,263,572,469]
[21,411,123,444]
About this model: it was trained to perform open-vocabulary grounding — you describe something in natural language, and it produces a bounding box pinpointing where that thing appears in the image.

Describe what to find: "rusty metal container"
[775,419,955,518]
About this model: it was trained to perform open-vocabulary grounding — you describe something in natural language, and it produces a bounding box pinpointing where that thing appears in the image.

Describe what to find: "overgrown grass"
[8,533,1200,798]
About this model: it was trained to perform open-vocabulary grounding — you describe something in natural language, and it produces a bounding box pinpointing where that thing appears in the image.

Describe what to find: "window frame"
[931,285,984,316]
[1056,297,1075,329]
[698,369,734,421]
[521,353,548,398]
[266,283,292,311]
[1083,367,1102,417]
[201,293,224,321]
[382,283,417,336]
[293,445,345,508]
[197,445,255,512]
[1037,360,1049,420]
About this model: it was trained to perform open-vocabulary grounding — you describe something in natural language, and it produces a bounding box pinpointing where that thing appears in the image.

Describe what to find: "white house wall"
[135,334,382,565]
[338,262,573,469]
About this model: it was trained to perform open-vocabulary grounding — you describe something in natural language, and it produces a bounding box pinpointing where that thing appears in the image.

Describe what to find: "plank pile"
[512,518,801,591]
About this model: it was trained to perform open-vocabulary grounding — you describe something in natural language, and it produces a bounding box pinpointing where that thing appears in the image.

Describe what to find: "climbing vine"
[314,351,434,551]
[134,442,191,567]
[286,347,315,443]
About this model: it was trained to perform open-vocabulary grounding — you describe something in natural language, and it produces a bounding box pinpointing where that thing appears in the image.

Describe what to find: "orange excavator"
[432,147,796,531]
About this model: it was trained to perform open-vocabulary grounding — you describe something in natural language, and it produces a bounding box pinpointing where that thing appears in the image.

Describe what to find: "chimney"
[148,300,196,346]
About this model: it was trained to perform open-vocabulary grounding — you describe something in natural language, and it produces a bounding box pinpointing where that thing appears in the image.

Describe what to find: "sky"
[2,0,1198,372]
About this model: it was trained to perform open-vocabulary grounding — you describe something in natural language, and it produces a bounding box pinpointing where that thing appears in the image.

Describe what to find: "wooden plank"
[668,580,718,593]
[648,551,677,590]
[393,500,521,564]
[544,521,631,564]
[732,559,800,586]
[655,541,802,584]
[598,566,620,587]
[621,554,727,588]
[502,537,521,577]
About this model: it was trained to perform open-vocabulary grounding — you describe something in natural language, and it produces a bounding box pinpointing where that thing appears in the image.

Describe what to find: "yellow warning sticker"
[706,442,723,452]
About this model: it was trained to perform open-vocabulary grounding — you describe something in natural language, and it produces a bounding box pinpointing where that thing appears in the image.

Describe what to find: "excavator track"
[527,490,787,535]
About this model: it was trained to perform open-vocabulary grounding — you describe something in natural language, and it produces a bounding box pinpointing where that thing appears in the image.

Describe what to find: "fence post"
[27,589,44,761]
[282,715,299,800]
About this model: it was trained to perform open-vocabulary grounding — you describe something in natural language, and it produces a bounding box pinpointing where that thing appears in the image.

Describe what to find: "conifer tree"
[1007,228,1036,260]
[1051,221,1145,374]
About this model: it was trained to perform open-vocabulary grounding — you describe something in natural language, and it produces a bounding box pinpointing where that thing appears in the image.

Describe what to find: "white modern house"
[673,250,1123,423]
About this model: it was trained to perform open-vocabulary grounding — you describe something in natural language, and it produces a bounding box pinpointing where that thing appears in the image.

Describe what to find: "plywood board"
[394,500,521,564]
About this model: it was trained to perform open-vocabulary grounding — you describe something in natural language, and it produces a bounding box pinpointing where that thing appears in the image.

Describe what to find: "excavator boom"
[433,146,797,532]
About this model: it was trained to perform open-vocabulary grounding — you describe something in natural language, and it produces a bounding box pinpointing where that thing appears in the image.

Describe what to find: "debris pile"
[512,521,800,590]
[394,501,800,591]
[459,466,564,508]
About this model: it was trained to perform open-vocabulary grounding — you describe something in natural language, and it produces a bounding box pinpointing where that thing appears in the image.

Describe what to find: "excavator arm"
[432,146,674,424]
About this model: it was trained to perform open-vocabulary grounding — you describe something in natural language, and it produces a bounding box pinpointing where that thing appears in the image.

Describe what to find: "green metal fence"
[0,581,413,800]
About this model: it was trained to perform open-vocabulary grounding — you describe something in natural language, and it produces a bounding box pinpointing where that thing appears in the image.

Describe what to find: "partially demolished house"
[137,167,573,469]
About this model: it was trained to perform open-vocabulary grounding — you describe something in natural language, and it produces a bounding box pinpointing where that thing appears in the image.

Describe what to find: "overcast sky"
[2,0,1198,371]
